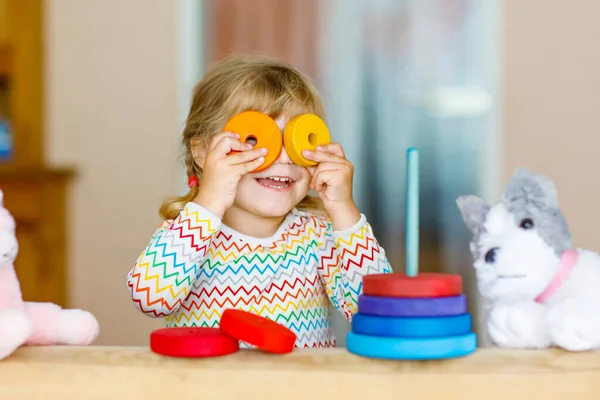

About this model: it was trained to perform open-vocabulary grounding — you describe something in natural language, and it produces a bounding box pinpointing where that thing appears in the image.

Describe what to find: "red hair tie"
[188,175,199,188]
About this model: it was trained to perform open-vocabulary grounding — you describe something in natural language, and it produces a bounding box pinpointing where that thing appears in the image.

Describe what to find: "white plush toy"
[456,168,600,351]
[0,188,99,359]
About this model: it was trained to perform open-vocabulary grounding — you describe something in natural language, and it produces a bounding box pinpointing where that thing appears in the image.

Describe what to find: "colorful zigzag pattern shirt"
[127,202,392,348]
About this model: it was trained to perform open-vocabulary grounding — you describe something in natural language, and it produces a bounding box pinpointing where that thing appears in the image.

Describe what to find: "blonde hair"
[160,55,327,221]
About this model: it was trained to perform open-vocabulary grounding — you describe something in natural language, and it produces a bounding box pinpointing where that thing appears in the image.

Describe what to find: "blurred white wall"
[44,0,181,344]
[502,0,600,250]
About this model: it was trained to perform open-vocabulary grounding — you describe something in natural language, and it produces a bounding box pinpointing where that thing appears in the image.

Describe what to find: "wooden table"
[0,346,598,399]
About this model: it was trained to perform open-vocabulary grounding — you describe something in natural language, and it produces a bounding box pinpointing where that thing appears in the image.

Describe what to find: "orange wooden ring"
[283,114,331,167]
[223,111,282,172]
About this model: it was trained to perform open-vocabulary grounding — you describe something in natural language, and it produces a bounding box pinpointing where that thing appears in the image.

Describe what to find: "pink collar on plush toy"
[535,249,578,303]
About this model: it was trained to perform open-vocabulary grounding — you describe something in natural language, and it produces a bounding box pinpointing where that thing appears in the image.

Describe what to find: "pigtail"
[159,154,200,221]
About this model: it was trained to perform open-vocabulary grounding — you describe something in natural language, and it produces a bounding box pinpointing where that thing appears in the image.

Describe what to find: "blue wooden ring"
[358,294,467,317]
[352,313,472,338]
[346,331,477,360]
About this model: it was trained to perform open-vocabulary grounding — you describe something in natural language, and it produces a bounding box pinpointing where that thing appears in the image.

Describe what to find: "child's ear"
[191,138,208,170]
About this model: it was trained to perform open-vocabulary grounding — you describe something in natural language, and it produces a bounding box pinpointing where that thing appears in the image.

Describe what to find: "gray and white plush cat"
[457,168,600,351]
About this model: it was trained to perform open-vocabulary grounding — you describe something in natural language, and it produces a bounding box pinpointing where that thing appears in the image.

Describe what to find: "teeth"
[270,177,290,182]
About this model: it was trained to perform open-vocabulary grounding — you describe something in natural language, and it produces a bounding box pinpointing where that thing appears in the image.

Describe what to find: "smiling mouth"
[496,274,527,279]
[255,176,294,190]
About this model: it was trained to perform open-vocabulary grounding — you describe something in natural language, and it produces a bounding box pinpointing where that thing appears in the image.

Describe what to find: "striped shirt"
[127,202,391,347]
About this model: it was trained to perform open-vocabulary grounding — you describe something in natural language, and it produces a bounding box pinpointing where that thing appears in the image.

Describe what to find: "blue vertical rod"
[405,148,419,277]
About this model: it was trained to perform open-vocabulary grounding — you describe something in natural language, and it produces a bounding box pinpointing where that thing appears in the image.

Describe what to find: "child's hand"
[194,132,267,218]
[303,143,361,231]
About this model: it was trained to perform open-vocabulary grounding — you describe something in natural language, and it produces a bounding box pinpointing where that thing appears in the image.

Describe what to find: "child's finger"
[239,156,266,174]
[209,132,240,150]
[315,142,346,158]
[312,163,340,174]
[214,136,251,156]
[309,163,339,186]
[227,147,267,165]
[302,149,347,164]
[313,170,337,192]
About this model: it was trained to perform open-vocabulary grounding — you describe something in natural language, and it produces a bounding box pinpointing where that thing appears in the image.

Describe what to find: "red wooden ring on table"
[363,273,463,298]
[219,309,297,354]
[150,327,239,358]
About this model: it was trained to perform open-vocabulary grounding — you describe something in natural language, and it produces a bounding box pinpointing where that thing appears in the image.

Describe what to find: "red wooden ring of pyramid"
[219,309,297,354]
[150,327,239,358]
[363,273,463,298]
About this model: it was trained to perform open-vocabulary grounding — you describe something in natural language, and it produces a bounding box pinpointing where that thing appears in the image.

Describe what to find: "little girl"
[127,56,392,347]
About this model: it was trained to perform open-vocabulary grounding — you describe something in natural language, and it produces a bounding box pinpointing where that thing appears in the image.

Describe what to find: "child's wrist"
[328,202,361,231]
[193,192,225,219]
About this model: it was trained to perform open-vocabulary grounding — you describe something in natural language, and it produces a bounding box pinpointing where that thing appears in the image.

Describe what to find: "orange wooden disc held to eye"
[150,327,240,358]
[284,114,331,167]
[362,273,463,298]
[219,309,297,354]
[223,111,282,172]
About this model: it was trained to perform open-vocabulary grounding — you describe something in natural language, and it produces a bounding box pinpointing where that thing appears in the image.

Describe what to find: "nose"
[485,247,499,264]
[274,142,293,165]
